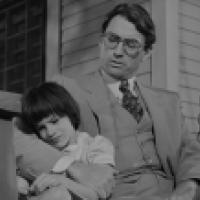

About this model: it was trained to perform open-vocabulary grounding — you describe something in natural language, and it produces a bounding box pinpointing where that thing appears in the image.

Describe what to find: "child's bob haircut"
[21,82,80,134]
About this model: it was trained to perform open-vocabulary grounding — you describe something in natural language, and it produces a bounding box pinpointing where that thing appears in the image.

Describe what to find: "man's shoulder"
[141,83,179,98]
[51,74,84,90]
[51,74,89,101]
[51,74,76,84]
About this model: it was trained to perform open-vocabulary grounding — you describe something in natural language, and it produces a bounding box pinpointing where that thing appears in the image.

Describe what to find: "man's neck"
[99,69,118,84]
[100,69,136,84]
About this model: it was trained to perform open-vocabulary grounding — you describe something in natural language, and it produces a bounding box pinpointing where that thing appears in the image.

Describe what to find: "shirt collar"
[107,76,137,100]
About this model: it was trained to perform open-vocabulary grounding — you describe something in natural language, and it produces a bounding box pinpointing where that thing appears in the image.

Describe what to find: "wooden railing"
[0,91,20,200]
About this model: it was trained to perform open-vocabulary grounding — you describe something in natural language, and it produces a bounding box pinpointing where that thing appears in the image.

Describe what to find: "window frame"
[0,0,48,118]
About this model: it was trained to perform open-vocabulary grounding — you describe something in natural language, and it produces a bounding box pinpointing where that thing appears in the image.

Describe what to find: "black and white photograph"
[0,0,200,199]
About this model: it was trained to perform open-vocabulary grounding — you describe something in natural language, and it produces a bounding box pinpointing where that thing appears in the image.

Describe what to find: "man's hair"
[102,3,156,52]
[21,82,80,135]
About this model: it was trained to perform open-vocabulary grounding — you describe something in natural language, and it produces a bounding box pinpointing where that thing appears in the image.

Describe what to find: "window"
[0,0,46,93]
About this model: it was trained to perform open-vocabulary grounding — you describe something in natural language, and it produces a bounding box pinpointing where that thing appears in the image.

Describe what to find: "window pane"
[7,35,25,66]
[7,4,25,36]
[0,0,46,93]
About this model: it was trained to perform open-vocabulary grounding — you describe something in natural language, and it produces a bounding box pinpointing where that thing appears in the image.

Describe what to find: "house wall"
[179,0,200,132]
[60,0,152,86]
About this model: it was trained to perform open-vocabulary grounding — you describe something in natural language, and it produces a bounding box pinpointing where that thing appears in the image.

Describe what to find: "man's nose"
[113,42,124,56]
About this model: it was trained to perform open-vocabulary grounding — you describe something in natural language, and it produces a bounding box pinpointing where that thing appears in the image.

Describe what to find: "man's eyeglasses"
[102,32,143,57]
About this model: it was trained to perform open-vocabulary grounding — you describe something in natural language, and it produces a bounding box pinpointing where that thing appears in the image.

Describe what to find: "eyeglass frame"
[101,32,143,57]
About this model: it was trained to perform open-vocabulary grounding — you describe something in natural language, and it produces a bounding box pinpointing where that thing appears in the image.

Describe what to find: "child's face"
[37,114,77,150]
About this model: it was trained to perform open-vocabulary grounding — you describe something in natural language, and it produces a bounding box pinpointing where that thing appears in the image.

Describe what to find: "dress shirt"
[107,77,137,102]
[52,132,115,173]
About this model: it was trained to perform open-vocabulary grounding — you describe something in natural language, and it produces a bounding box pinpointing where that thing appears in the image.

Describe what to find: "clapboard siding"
[181,0,200,7]
[180,87,200,105]
[180,14,200,33]
[179,0,200,132]
[182,102,199,117]
[180,57,200,75]
[62,0,150,31]
[181,102,199,132]
[62,32,100,55]
[60,0,152,85]
[180,43,200,61]
[62,46,98,67]
[180,0,200,19]
[180,29,200,48]
[62,1,110,29]
[62,18,101,43]
[180,73,200,90]
[62,0,108,17]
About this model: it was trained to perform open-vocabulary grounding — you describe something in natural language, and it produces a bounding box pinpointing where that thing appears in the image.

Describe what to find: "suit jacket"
[14,70,200,188]
[74,70,200,184]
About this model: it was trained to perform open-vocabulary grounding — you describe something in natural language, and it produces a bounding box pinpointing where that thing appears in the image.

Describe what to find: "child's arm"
[67,134,116,199]
[68,162,115,199]
[50,152,115,199]
[30,173,98,200]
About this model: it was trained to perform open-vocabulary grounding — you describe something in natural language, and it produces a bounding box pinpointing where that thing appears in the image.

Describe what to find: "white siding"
[60,0,152,85]
[179,0,200,132]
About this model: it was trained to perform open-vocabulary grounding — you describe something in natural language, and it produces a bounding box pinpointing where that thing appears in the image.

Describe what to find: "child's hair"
[21,82,80,136]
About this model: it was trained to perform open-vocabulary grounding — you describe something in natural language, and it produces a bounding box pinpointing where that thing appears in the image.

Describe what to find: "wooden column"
[151,0,179,92]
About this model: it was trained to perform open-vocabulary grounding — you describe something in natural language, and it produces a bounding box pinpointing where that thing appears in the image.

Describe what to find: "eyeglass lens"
[103,32,142,56]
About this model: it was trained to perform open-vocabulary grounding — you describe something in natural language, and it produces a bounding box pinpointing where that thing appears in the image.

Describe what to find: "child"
[16,82,115,200]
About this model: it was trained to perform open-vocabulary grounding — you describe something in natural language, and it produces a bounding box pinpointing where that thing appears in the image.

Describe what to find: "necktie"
[119,79,143,123]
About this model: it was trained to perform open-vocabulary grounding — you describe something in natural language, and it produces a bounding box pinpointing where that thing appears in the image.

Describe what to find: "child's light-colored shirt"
[52,132,115,173]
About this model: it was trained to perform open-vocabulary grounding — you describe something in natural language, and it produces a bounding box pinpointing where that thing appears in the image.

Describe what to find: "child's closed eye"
[49,117,58,124]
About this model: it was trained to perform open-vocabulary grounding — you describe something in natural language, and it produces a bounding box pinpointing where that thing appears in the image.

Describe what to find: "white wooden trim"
[46,0,61,80]
[0,92,21,113]
[151,0,179,92]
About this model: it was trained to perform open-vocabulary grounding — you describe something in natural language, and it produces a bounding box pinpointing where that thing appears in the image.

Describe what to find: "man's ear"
[142,49,152,61]
[99,37,105,56]
[98,37,104,49]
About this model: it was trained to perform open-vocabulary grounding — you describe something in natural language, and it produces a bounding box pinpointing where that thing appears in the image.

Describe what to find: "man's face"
[99,15,146,81]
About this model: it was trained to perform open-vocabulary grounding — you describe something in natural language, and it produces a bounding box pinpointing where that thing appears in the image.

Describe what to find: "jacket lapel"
[77,70,113,115]
[138,83,181,177]
[76,71,120,144]
[77,73,181,177]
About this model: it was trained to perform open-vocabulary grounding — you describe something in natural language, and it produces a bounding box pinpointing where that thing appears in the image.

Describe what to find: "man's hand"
[166,180,197,200]
[68,162,116,198]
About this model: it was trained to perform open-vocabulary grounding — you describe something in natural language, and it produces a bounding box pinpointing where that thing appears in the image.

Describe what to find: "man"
[15,3,200,200]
